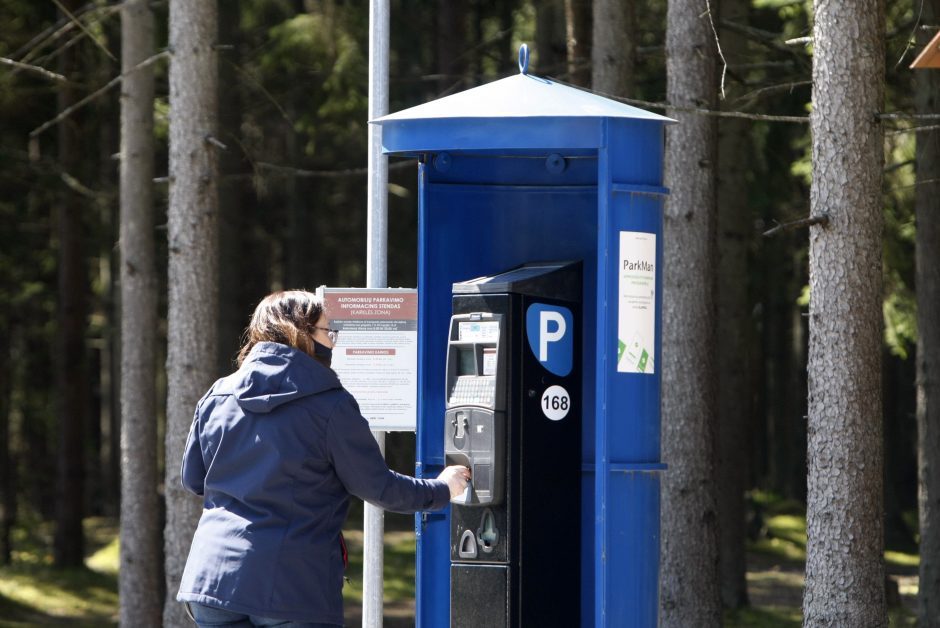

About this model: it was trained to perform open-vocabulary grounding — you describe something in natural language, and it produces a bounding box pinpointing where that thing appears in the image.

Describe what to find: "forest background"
[0,0,935,626]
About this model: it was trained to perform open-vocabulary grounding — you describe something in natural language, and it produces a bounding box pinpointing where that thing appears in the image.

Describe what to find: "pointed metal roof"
[375,73,674,123]
[372,47,673,154]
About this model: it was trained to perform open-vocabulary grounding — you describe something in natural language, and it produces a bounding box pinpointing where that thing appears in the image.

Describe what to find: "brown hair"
[236,290,325,366]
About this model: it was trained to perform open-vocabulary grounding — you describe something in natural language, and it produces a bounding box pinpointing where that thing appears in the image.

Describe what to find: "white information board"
[317,287,417,431]
[617,231,656,374]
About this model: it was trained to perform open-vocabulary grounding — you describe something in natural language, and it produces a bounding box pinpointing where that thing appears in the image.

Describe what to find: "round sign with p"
[526,303,574,376]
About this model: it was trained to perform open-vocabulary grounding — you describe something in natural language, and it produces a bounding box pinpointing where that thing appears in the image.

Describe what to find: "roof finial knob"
[518,43,529,75]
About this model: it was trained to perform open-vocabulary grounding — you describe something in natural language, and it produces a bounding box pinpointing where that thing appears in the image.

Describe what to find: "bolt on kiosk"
[372,46,673,627]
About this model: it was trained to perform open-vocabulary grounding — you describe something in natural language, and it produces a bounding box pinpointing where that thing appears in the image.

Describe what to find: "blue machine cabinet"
[373,51,673,627]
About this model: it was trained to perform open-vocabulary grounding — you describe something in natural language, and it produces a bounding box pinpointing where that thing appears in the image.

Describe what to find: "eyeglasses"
[314,326,339,344]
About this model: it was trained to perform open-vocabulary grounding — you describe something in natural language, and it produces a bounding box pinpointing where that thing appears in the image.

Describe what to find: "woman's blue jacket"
[176,341,449,624]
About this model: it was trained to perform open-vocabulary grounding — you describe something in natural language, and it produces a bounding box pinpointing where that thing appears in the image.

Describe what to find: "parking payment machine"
[443,261,582,627]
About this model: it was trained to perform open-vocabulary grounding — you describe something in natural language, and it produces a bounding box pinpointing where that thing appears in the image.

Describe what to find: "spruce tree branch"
[885,159,914,173]
[546,76,810,123]
[13,3,99,62]
[50,0,116,62]
[762,214,829,237]
[28,50,169,139]
[616,95,808,123]
[34,26,95,70]
[224,59,293,126]
[732,80,811,106]
[887,123,940,136]
[718,18,810,65]
[18,5,122,76]
[0,57,66,82]
[880,112,940,121]
[884,177,940,194]
[251,159,415,179]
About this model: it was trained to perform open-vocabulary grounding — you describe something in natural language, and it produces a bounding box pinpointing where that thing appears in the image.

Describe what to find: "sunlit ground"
[725,493,919,627]
[0,517,118,627]
[0,504,922,627]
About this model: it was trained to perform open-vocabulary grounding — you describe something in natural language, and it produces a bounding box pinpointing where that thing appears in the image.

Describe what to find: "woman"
[177,290,469,627]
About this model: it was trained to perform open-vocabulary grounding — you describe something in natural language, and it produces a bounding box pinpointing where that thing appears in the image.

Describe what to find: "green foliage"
[883,130,917,359]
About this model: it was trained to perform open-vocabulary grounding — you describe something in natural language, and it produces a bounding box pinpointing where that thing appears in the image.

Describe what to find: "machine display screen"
[458,348,477,376]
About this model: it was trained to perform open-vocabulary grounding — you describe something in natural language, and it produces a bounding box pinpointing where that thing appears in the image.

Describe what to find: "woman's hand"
[438,465,471,499]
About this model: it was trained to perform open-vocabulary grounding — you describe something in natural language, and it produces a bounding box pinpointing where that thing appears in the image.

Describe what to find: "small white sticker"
[540,385,571,421]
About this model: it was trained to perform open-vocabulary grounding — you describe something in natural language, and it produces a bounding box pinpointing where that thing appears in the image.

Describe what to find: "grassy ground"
[0,516,118,627]
[0,500,921,627]
[724,493,920,627]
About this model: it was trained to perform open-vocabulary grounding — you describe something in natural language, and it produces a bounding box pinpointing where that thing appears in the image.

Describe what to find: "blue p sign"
[526,303,573,376]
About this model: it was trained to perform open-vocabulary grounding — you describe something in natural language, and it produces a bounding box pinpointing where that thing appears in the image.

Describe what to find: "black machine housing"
[444,261,582,628]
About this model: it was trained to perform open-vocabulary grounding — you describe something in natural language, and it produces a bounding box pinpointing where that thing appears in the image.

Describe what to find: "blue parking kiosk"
[372,47,673,627]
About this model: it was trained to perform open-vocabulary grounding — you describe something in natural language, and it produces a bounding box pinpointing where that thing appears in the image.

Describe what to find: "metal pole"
[363,0,389,627]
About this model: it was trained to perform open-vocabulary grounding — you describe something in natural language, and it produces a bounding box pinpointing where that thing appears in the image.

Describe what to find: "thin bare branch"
[884,176,940,193]
[887,123,940,135]
[50,0,116,61]
[13,3,97,61]
[732,80,811,106]
[885,159,914,173]
[880,112,940,121]
[224,59,293,126]
[704,0,729,99]
[0,57,66,82]
[894,0,924,68]
[60,171,111,200]
[252,159,414,179]
[29,50,169,139]
[762,213,829,237]
[19,4,122,74]
[785,36,813,46]
[205,135,228,151]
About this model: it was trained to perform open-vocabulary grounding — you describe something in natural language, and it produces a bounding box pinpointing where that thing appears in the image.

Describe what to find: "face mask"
[313,340,332,368]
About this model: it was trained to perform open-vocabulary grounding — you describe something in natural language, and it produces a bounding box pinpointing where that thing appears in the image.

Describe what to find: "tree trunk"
[915,4,940,623]
[785,266,808,502]
[164,1,220,625]
[715,0,752,608]
[0,325,12,565]
[564,0,591,86]
[436,0,467,94]
[804,0,886,624]
[591,0,634,97]
[120,1,161,625]
[660,0,721,623]
[535,0,565,76]
[53,0,87,569]
[217,1,249,372]
[94,18,121,518]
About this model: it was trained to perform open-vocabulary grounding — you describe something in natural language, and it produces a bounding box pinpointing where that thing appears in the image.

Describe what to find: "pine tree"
[163,0,220,625]
[119,0,161,624]
[803,0,887,623]
[660,0,722,623]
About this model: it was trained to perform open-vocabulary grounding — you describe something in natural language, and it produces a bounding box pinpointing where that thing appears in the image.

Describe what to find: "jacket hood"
[232,342,341,414]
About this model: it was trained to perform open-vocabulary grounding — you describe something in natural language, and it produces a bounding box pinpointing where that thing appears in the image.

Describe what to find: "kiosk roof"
[373,73,673,124]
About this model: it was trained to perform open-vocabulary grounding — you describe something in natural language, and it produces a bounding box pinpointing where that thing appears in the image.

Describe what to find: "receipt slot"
[444,261,581,628]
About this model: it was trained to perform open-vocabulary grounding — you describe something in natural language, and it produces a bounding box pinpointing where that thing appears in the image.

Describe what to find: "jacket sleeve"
[180,407,207,497]
[326,392,450,513]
